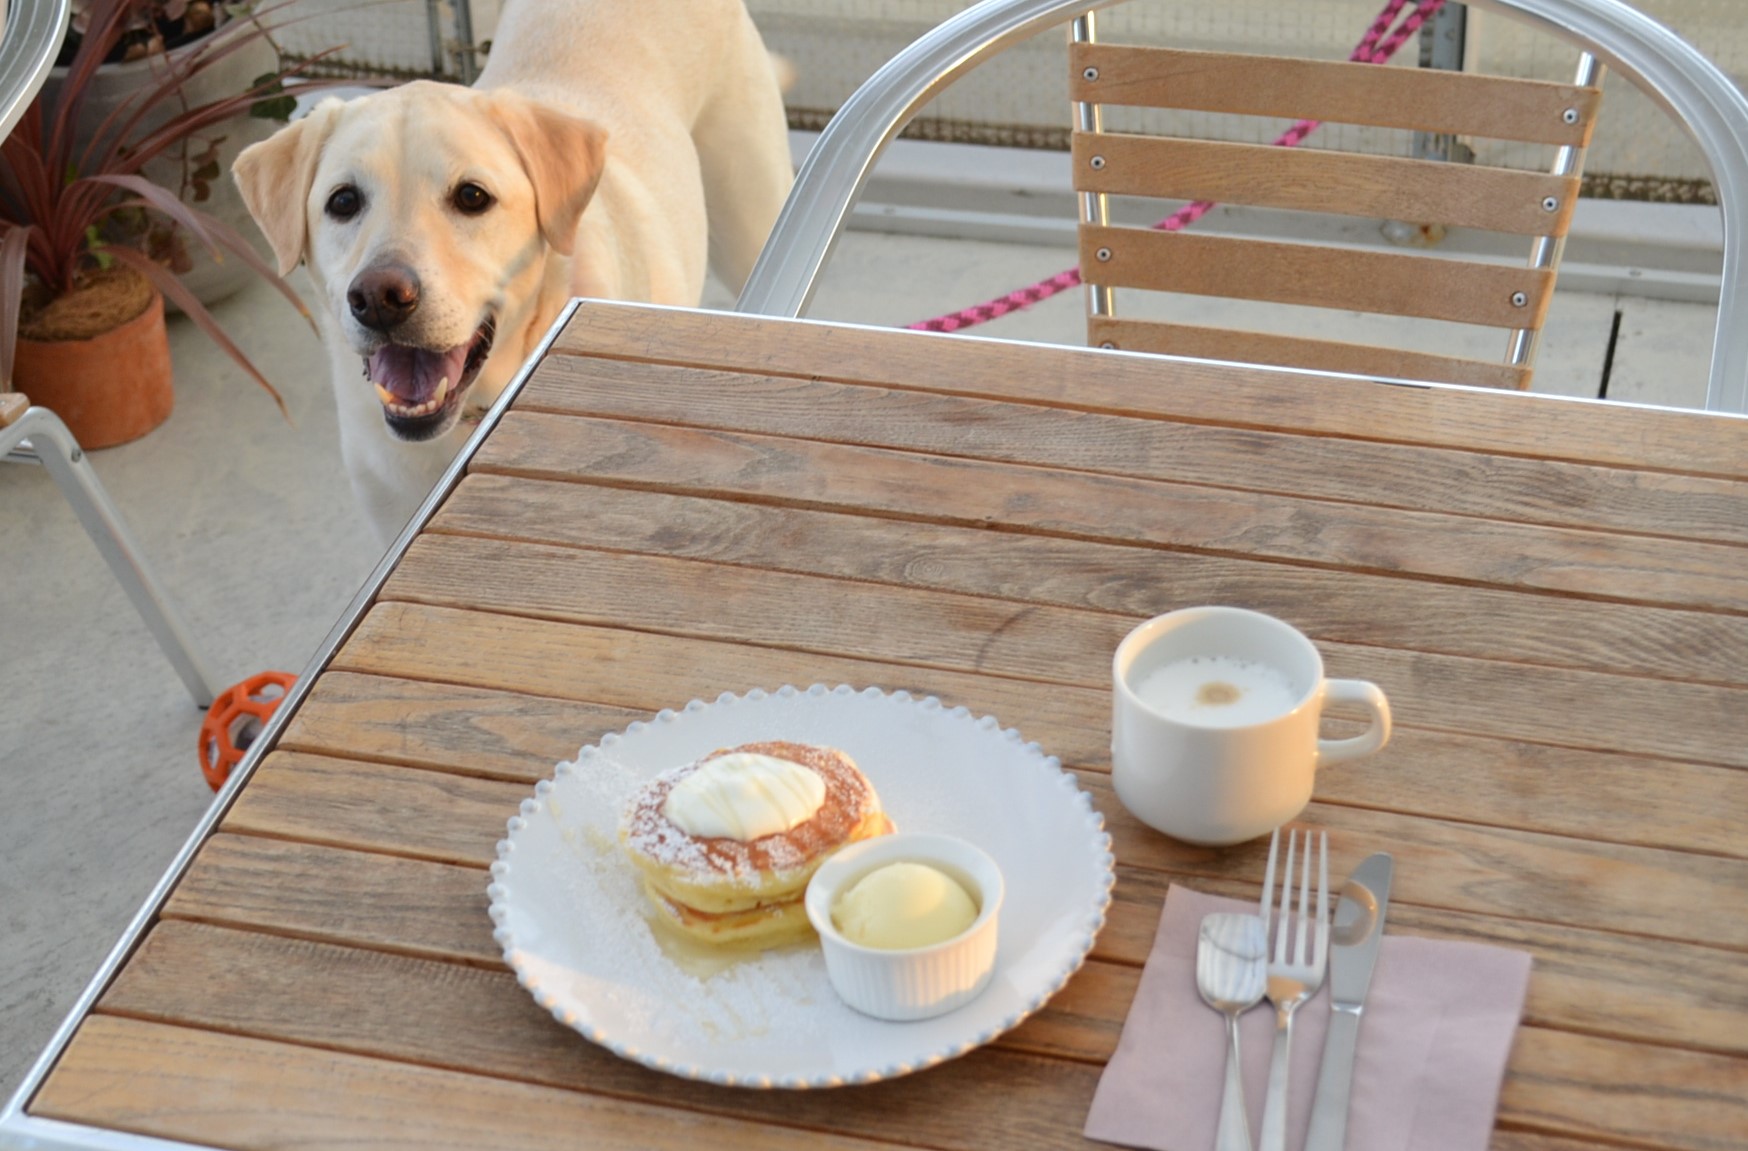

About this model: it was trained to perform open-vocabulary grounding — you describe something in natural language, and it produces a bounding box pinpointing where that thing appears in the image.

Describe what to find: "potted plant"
[51,0,298,304]
[0,0,331,448]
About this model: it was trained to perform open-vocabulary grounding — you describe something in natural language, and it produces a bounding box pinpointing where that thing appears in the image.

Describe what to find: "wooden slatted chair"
[1068,23,1604,391]
[740,0,1748,409]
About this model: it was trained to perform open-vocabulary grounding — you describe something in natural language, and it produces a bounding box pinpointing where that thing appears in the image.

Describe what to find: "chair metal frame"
[735,0,1748,414]
[0,0,67,141]
[2,0,219,707]
[4,406,221,707]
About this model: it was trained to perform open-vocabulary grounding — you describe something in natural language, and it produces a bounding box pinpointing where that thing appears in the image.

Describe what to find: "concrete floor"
[0,224,1721,1102]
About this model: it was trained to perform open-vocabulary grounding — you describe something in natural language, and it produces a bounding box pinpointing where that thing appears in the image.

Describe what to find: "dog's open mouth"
[366,318,495,441]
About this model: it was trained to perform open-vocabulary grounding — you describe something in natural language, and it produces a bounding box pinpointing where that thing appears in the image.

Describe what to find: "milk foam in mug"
[1129,655,1299,728]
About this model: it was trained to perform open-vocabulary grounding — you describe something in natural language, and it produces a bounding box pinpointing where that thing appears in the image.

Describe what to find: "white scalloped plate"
[488,684,1114,1088]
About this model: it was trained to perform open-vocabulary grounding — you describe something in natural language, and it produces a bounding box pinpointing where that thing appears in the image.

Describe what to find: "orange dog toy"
[199,671,296,790]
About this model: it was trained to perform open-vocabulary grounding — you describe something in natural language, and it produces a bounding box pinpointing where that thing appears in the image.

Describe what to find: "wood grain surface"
[1080,224,1555,328]
[29,302,1748,1151]
[1070,133,1581,236]
[1067,43,1600,146]
[545,306,1744,478]
[1084,316,1534,391]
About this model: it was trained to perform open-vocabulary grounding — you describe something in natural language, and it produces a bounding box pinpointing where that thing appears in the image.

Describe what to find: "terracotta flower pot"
[14,292,175,449]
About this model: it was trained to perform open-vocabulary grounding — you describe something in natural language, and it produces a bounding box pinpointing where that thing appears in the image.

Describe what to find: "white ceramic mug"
[1111,606,1391,846]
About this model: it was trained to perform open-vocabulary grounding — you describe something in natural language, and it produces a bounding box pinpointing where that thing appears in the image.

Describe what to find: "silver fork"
[1257,827,1330,1151]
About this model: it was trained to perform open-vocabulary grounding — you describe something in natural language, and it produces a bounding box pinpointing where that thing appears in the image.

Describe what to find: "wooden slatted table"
[7,300,1746,1151]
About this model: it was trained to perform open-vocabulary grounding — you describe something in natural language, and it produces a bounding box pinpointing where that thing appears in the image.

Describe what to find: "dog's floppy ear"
[233,98,344,276]
[481,91,608,258]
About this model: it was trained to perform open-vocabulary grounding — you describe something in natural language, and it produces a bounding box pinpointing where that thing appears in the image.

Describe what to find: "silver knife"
[1304,852,1393,1151]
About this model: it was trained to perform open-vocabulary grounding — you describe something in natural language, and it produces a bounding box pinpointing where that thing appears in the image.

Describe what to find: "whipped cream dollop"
[662,752,827,841]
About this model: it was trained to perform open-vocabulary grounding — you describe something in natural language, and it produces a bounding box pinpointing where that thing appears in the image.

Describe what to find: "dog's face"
[234,82,606,441]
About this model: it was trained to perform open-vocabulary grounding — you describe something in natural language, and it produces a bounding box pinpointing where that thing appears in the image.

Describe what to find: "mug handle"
[1316,679,1392,766]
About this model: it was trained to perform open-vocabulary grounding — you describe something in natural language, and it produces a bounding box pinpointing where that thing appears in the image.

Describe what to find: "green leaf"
[249,72,297,122]
[250,93,297,121]
[85,225,114,270]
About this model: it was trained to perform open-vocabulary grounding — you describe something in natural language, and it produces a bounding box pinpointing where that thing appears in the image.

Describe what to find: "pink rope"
[908,0,1447,333]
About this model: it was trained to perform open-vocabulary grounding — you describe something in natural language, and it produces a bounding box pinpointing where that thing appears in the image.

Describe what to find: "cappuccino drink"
[1131,656,1299,727]
[1112,607,1392,844]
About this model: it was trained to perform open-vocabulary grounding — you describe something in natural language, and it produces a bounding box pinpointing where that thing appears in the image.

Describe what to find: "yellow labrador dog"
[234,0,792,542]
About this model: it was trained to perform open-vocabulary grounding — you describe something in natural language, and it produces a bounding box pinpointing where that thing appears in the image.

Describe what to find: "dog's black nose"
[347,264,421,331]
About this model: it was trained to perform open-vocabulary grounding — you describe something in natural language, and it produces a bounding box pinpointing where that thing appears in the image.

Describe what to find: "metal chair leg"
[3,406,222,708]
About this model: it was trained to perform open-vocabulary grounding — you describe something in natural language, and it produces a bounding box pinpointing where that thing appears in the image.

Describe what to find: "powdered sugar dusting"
[516,751,856,1053]
[620,742,880,895]
[624,763,775,887]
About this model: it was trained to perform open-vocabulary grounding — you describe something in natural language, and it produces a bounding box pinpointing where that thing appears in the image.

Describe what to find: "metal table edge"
[0,299,585,1150]
[0,1116,227,1151]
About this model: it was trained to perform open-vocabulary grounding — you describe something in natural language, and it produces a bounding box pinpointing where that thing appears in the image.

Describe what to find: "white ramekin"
[805,832,1004,1022]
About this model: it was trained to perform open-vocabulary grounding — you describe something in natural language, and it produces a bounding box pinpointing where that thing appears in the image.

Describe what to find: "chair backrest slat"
[1069,43,1600,146]
[1081,225,1555,328]
[1072,133,1581,236]
[1087,317,1533,390]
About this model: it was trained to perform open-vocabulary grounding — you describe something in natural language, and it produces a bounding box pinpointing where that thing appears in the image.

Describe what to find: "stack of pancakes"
[620,740,892,947]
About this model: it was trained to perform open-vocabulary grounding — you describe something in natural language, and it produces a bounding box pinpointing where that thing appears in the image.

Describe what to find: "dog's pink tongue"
[368,344,469,403]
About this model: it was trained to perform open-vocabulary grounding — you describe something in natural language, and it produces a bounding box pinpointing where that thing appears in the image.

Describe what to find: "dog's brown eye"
[326,185,362,220]
[453,182,493,215]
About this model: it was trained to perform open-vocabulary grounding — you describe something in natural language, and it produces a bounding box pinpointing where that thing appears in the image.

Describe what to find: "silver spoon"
[1198,912,1269,1151]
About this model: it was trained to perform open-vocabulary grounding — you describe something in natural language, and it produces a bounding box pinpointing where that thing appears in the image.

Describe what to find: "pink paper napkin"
[1085,885,1532,1151]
